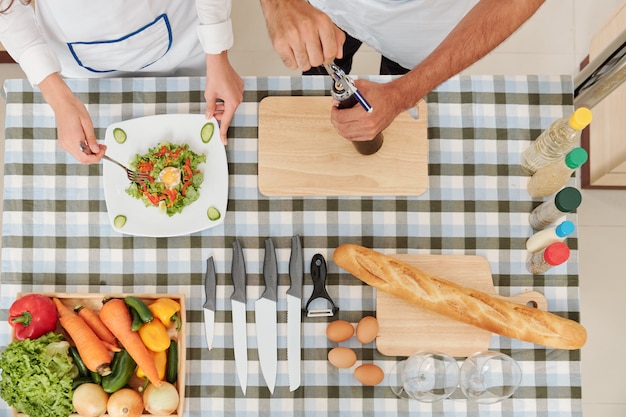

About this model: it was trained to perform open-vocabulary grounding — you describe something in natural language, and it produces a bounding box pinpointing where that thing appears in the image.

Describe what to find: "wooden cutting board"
[258,96,428,196]
[376,254,548,358]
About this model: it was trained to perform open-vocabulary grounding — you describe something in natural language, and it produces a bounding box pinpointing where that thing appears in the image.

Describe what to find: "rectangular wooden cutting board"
[258,96,428,196]
[376,255,548,358]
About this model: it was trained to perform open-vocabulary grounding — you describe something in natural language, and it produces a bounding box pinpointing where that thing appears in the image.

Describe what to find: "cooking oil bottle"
[529,186,582,230]
[527,147,588,198]
[521,107,592,175]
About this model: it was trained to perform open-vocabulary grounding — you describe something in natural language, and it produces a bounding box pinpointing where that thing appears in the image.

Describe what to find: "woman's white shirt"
[0,0,233,85]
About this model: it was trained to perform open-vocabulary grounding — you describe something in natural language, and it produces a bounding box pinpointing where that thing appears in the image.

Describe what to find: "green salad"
[0,332,75,417]
[126,142,207,216]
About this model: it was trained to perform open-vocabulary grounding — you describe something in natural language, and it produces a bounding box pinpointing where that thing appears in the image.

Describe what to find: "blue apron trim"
[67,14,173,73]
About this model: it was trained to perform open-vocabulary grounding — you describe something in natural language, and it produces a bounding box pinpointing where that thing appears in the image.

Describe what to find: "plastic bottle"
[527,147,589,198]
[529,187,582,230]
[526,220,575,253]
[521,107,592,175]
[527,242,570,274]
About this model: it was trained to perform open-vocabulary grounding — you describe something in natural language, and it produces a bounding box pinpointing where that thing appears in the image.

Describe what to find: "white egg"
[158,167,181,189]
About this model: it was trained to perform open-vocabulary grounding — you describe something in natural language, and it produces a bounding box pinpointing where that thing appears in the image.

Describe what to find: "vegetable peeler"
[304,254,339,317]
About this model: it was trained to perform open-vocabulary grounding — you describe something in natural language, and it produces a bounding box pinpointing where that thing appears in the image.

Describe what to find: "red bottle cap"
[544,242,570,266]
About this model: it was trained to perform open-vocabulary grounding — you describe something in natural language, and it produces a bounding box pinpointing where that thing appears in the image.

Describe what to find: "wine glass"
[459,351,522,404]
[388,351,460,402]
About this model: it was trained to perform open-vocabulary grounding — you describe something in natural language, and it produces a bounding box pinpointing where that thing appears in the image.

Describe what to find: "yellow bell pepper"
[149,298,182,330]
[136,349,167,380]
[138,319,171,352]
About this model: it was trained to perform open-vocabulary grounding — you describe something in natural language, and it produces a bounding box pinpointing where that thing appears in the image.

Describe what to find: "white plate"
[103,114,228,237]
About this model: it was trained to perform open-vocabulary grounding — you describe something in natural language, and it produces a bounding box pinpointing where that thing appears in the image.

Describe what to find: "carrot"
[100,298,162,386]
[52,298,112,376]
[101,339,122,353]
[74,304,119,346]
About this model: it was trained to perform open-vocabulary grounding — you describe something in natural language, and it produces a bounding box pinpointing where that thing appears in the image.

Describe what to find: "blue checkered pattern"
[0,75,581,417]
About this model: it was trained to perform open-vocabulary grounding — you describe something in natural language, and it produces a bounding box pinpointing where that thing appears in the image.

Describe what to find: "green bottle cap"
[565,148,589,169]
[544,242,570,266]
[568,107,592,130]
[554,187,582,212]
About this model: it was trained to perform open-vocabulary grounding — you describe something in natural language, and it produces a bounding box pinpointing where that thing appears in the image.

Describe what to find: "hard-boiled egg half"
[158,167,181,189]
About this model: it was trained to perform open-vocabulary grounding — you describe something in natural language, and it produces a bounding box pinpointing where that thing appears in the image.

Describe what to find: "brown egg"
[356,316,379,344]
[326,320,354,343]
[328,347,357,369]
[354,364,385,386]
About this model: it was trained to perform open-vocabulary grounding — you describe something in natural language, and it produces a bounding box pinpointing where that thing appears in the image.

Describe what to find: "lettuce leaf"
[0,332,74,417]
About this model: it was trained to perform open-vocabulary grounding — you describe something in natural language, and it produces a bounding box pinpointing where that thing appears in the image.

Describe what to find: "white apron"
[308,0,479,70]
[35,0,205,78]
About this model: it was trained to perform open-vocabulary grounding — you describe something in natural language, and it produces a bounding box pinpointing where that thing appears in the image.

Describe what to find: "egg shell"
[326,320,354,343]
[356,316,379,344]
[328,347,357,369]
[354,364,385,386]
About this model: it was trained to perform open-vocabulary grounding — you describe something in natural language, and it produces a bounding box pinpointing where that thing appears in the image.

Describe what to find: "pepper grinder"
[325,63,384,155]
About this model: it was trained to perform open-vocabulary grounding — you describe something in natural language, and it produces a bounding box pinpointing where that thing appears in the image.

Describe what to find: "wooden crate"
[10,292,186,417]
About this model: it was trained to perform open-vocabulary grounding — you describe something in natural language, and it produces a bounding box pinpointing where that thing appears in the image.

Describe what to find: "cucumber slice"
[200,122,215,143]
[113,215,127,228]
[113,128,127,144]
[207,206,221,221]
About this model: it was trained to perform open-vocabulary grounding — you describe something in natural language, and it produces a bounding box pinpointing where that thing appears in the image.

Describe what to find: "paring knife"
[287,235,303,391]
[203,257,217,351]
[231,240,248,395]
[255,238,278,394]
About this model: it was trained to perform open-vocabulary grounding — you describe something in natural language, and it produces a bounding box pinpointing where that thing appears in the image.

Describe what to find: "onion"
[72,383,108,417]
[107,388,143,417]
[143,381,179,415]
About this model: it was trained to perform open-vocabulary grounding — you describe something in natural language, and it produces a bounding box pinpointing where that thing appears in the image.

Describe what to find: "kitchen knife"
[203,256,217,351]
[255,237,278,394]
[287,235,303,391]
[231,240,248,395]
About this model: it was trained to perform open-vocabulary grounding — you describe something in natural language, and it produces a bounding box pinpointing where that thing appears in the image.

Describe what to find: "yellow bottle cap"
[568,107,592,130]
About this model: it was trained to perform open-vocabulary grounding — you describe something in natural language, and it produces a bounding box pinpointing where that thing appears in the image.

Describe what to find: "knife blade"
[255,237,278,394]
[231,240,248,395]
[287,235,303,391]
[203,256,217,351]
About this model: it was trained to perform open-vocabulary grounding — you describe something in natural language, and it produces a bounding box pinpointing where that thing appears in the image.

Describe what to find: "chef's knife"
[287,235,303,391]
[255,238,278,394]
[203,256,217,351]
[231,240,248,395]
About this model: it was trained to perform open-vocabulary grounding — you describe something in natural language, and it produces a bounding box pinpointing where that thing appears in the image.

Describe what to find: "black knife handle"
[261,238,278,302]
[204,256,217,310]
[231,239,247,304]
[287,235,303,299]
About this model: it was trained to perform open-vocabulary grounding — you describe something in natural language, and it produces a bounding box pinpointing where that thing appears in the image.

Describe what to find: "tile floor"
[1,1,625,415]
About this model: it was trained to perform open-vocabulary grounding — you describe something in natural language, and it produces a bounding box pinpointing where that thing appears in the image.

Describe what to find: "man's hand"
[38,73,106,164]
[205,51,244,145]
[260,0,345,70]
[330,79,407,142]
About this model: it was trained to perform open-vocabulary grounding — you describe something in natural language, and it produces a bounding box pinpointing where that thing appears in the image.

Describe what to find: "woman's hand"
[38,73,106,163]
[205,51,244,145]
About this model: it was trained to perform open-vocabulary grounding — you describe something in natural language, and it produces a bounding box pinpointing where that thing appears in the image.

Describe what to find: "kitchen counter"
[0,75,582,416]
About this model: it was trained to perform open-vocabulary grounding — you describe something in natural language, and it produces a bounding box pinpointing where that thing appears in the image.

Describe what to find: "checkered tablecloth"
[0,75,582,417]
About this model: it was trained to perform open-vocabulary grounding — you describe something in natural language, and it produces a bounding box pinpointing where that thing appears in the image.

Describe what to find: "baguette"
[333,244,587,350]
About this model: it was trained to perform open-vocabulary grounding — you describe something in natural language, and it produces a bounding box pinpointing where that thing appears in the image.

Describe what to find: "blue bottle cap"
[555,220,575,238]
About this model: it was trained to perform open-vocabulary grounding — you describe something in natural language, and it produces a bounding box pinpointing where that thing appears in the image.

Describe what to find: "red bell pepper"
[181,181,191,196]
[168,148,181,159]
[136,161,154,173]
[183,158,193,180]
[9,294,58,340]
[154,145,168,157]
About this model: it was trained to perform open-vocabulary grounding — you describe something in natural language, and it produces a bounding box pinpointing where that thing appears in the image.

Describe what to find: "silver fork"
[79,142,151,183]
